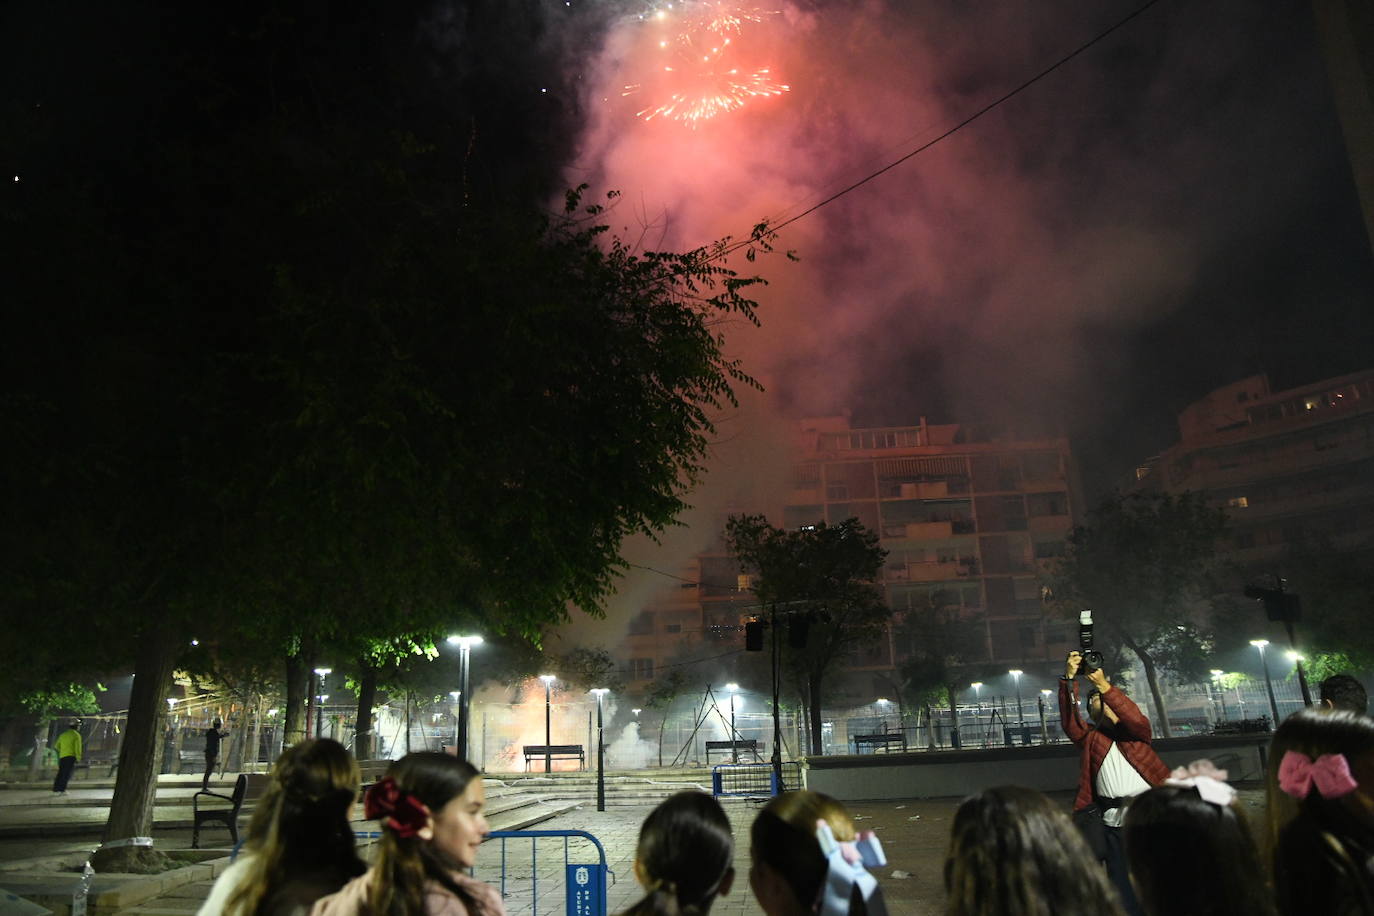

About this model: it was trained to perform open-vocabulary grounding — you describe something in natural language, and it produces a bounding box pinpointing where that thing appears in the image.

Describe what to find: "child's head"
[367,752,489,915]
[229,738,362,914]
[749,790,862,916]
[1124,783,1274,916]
[1268,709,1374,914]
[626,791,734,915]
[944,785,1123,916]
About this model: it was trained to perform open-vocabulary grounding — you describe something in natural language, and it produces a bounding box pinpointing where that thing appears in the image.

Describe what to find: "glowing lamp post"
[726,683,740,762]
[591,688,609,811]
[1009,670,1025,742]
[446,635,484,761]
[1252,640,1280,726]
[313,668,332,739]
[540,675,556,773]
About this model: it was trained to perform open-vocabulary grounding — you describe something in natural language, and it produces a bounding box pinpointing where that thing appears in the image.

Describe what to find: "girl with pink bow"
[1267,709,1374,916]
[312,753,504,916]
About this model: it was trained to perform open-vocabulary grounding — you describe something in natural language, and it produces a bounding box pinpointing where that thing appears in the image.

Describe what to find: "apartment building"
[1134,369,1374,567]
[620,415,1083,694]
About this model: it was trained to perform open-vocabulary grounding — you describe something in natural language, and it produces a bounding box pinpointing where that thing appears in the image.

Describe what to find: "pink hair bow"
[1278,750,1359,800]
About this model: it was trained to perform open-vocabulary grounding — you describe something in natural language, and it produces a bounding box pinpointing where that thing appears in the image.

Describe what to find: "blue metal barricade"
[475,829,612,916]
[711,761,801,797]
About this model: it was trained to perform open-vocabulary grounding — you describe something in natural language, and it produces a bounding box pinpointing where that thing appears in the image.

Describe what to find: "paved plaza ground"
[0,776,1269,915]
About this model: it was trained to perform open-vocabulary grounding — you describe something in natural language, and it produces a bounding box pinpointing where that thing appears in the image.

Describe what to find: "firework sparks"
[629,67,788,125]
[623,1,789,127]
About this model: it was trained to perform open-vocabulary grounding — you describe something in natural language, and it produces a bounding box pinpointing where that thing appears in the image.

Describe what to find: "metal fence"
[473,830,612,916]
[711,761,802,798]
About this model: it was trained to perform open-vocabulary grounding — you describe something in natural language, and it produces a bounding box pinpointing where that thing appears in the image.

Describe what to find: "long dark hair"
[225,738,364,915]
[1124,784,1275,916]
[944,786,1125,916]
[369,752,484,916]
[1267,709,1374,916]
[621,791,733,916]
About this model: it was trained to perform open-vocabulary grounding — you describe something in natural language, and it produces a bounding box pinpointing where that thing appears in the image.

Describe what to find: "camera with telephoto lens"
[1078,610,1104,675]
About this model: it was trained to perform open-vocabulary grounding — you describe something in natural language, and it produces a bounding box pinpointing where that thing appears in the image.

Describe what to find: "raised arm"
[1090,669,1154,741]
[1058,651,1089,743]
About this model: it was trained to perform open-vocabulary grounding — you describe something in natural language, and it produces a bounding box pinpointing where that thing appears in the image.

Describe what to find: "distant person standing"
[52,719,83,795]
[1320,674,1368,715]
[203,718,229,790]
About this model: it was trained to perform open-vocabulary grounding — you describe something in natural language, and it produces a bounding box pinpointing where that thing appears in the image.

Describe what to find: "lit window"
[1226,496,1249,509]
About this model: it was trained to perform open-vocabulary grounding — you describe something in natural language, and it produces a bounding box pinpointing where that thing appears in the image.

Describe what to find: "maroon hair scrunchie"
[364,776,432,838]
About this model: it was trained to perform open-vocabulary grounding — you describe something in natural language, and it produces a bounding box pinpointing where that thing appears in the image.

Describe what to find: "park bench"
[192,773,270,848]
[522,745,585,771]
[852,732,908,754]
[704,739,760,763]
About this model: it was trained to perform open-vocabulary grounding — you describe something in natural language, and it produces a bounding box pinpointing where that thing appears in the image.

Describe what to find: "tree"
[725,516,891,755]
[3,2,778,867]
[644,669,691,767]
[896,590,994,749]
[1276,537,1374,675]
[554,648,626,694]
[1048,492,1229,737]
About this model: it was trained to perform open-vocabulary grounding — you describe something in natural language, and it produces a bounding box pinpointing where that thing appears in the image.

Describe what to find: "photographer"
[1060,649,1168,916]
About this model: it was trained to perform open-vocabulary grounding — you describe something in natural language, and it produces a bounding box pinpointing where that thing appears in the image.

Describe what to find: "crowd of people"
[190,660,1374,916]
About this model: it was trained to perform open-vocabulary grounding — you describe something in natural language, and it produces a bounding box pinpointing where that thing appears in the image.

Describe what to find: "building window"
[1034,540,1066,558]
[629,658,655,680]
[628,611,654,636]
[826,484,849,500]
[665,623,682,634]
[1225,496,1249,509]
[1027,492,1069,517]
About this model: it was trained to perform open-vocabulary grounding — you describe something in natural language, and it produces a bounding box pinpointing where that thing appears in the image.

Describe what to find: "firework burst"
[623,1,789,127]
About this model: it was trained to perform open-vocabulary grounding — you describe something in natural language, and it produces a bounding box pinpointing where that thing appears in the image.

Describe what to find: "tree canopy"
[724,515,890,755]
[2,2,776,867]
[1047,491,1229,737]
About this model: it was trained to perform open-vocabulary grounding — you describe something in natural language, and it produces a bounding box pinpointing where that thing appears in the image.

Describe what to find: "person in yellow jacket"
[52,720,83,795]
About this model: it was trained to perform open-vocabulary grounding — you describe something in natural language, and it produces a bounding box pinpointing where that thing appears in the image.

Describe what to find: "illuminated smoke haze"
[553,0,1374,639]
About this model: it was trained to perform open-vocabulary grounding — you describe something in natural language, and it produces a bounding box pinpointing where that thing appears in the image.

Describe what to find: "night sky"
[567,0,1374,503]
[6,0,1372,630]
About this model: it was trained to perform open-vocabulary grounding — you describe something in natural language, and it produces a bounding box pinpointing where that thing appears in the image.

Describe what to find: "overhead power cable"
[713,0,1168,261]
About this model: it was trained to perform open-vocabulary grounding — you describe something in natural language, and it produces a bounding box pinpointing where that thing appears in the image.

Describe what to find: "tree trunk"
[806,675,824,756]
[404,691,412,754]
[284,651,309,747]
[170,723,187,774]
[248,696,264,771]
[947,687,962,749]
[92,629,177,872]
[355,663,378,760]
[1127,641,1172,738]
[230,699,248,773]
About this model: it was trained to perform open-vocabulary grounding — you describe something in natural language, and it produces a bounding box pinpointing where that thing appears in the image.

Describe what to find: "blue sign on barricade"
[476,829,612,916]
[566,862,605,916]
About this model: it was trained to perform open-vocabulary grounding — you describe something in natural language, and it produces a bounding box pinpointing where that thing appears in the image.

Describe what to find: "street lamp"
[970,682,983,703]
[446,635,483,761]
[539,675,556,773]
[725,683,740,762]
[1210,670,1228,721]
[448,691,461,751]
[1009,670,1024,742]
[313,667,332,739]
[1251,639,1280,726]
[632,708,641,719]
[591,688,609,811]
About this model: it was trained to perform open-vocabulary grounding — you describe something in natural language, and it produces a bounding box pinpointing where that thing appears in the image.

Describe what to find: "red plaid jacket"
[1058,678,1169,812]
